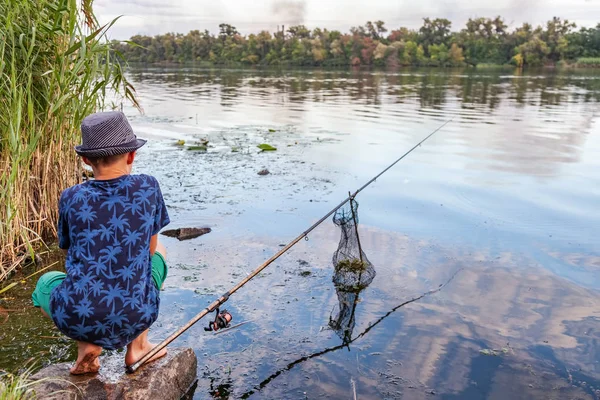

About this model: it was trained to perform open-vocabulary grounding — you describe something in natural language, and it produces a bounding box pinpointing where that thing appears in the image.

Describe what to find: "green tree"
[365,20,388,40]
[219,24,239,41]
[311,37,327,63]
[114,18,600,67]
[428,43,450,66]
[542,17,576,61]
[514,37,550,66]
[288,25,311,39]
[448,43,465,65]
[419,18,452,53]
[457,16,508,65]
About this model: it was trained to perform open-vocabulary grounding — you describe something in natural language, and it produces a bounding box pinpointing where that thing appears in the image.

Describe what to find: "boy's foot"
[71,342,102,375]
[125,329,167,367]
[125,341,167,367]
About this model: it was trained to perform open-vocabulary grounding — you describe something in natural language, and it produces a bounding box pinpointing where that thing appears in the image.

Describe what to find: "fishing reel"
[204,307,232,332]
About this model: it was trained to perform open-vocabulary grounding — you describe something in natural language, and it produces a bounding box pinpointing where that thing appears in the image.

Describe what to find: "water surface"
[1,67,599,399]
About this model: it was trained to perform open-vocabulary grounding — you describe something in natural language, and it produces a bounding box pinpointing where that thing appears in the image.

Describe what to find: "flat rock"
[31,347,197,400]
[161,227,211,241]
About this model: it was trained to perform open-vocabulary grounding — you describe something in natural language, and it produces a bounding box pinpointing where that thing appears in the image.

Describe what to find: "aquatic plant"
[335,258,369,273]
[0,0,138,281]
[0,368,37,400]
[0,364,77,400]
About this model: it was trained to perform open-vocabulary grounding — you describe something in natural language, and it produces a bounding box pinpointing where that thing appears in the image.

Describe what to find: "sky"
[94,0,600,39]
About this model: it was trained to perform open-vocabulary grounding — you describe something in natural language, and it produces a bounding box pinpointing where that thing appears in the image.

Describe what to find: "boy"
[32,111,170,374]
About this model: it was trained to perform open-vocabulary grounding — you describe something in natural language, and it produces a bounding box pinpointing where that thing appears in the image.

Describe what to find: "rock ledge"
[31,347,197,400]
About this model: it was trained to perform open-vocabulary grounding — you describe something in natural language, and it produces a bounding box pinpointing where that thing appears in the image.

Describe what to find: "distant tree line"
[113,17,600,67]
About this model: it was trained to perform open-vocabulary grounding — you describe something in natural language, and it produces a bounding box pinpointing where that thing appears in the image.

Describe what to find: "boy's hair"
[85,152,128,167]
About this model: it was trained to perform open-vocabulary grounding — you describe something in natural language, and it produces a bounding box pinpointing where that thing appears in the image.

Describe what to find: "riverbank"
[123,59,600,70]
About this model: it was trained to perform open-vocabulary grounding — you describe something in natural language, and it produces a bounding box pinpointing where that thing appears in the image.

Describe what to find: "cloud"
[271,0,307,26]
[94,0,600,39]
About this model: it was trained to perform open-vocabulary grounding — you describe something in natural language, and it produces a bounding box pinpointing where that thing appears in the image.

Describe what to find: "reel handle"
[204,308,232,331]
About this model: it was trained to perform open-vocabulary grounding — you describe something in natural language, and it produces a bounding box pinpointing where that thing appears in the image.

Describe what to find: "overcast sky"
[94,0,600,39]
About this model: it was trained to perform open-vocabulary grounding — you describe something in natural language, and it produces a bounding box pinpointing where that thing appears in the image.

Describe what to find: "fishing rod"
[126,118,452,373]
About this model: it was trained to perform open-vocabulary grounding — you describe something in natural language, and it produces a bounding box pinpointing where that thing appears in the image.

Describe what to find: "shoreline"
[122,60,600,71]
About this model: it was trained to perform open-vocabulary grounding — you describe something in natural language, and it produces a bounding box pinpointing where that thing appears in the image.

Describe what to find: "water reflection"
[239,271,459,399]
[127,68,600,109]
[126,67,600,182]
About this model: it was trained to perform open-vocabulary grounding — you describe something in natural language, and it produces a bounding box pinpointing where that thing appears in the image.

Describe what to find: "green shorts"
[32,252,168,318]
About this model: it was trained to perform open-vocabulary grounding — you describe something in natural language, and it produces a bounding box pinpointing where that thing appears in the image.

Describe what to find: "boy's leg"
[152,240,168,290]
[126,241,168,366]
[71,341,102,375]
[32,272,102,375]
[125,329,167,367]
[155,239,167,258]
[32,271,66,318]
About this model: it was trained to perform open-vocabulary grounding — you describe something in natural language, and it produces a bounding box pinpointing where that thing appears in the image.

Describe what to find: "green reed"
[0,0,138,282]
[0,368,37,400]
[0,363,79,399]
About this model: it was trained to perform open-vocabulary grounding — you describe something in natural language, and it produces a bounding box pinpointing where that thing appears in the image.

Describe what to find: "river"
[1,67,600,399]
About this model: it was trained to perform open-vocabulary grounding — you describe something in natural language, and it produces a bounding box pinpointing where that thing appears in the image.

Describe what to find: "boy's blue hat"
[75,111,146,158]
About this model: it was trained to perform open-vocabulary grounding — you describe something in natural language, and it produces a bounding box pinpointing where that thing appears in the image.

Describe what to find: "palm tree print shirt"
[50,174,170,349]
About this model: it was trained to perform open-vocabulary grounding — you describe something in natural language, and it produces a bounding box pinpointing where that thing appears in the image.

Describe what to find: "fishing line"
[126,118,452,373]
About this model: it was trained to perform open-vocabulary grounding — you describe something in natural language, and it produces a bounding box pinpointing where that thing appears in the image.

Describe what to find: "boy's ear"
[81,156,93,167]
[126,151,136,165]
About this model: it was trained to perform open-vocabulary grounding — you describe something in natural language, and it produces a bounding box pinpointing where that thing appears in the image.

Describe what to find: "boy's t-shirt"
[50,174,170,350]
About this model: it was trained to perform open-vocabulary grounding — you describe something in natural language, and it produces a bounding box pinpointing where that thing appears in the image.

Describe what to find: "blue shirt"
[50,174,170,349]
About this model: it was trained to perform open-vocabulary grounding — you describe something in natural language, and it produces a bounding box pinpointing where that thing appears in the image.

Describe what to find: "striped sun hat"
[75,111,146,158]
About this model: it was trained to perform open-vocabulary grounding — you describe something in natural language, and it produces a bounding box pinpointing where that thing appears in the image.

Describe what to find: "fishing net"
[329,289,360,343]
[331,199,376,291]
[329,199,376,343]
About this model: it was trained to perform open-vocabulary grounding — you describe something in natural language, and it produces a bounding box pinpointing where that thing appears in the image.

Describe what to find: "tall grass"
[0,0,138,282]
[576,57,600,67]
[0,364,79,399]
[0,368,37,400]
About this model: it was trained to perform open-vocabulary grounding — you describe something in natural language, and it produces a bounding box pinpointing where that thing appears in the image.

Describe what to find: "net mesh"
[329,199,376,343]
[331,200,376,291]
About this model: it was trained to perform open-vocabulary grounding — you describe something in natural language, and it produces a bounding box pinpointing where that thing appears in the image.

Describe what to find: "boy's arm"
[150,234,158,256]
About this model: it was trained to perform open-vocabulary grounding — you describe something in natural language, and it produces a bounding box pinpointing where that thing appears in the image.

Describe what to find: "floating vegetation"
[335,258,369,273]
[188,145,208,151]
[257,144,277,151]
[479,347,510,356]
[268,129,277,133]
